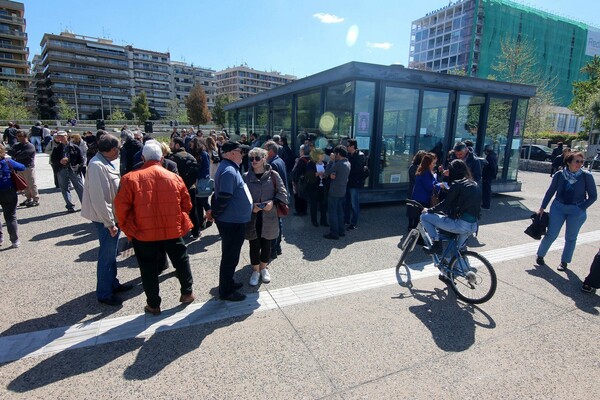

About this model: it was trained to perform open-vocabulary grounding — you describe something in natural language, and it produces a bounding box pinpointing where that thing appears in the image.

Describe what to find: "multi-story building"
[0,0,29,88]
[216,64,296,100]
[171,61,216,111]
[127,46,172,118]
[409,0,600,106]
[37,32,130,120]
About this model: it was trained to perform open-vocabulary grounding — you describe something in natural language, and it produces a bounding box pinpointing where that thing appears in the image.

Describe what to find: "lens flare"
[346,25,359,47]
[319,112,335,133]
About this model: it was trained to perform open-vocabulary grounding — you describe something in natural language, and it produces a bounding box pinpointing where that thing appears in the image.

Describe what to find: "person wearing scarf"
[535,151,597,271]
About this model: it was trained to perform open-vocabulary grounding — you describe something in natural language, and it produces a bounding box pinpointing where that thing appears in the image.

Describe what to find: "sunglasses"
[250,156,263,162]
[573,159,584,164]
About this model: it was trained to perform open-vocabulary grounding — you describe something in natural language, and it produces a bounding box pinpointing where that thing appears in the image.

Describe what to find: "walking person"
[50,131,85,212]
[205,141,252,301]
[535,151,597,271]
[481,144,498,210]
[81,134,132,306]
[243,147,288,286]
[114,141,196,315]
[0,144,25,248]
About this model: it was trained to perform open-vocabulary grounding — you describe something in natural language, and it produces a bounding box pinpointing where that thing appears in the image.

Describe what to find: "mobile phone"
[257,203,266,209]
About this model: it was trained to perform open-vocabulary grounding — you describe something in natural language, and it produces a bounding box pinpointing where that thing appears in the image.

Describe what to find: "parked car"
[520,144,552,161]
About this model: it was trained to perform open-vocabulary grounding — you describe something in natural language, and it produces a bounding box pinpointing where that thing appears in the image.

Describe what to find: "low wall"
[519,159,551,173]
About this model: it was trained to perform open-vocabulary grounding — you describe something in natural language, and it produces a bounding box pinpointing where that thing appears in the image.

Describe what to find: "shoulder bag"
[270,171,289,217]
[196,176,214,197]
[7,160,28,191]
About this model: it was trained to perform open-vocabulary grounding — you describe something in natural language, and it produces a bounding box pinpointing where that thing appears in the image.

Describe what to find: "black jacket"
[483,151,498,181]
[347,150,367,189]
[120,138,143,176]
[429,178,481,221]
[50,143,84,170]
[169,148,198,189]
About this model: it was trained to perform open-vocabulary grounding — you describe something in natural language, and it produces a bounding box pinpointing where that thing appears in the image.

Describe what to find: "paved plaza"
[0,154,599,399]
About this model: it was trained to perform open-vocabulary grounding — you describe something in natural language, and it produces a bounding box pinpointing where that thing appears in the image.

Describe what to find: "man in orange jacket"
[114,141,195,315]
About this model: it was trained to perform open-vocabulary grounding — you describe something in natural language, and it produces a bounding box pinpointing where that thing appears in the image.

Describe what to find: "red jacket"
[114,160,193,241]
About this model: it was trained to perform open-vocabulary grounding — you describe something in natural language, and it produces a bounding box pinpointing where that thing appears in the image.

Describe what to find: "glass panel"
[380,86,419,186]
[225,109,237,135]
[419,91,449,160]
[320,81,354,149]
[454,93,485,149]
[353,81,376,187]
[238,107,249,135]
[296,91,321,155]
[272,96,292,139]
[507,99,527,180]
[255,101,268,139]
[484,97,513,179]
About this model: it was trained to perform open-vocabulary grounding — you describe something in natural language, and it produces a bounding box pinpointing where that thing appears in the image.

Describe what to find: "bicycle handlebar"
[405,199,425,209]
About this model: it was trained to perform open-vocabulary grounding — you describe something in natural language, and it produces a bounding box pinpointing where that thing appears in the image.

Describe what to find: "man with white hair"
[114,141,196,315]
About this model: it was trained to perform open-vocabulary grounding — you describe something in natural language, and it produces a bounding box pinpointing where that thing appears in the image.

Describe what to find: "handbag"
[430,187,440,207]
[196,177,214,197]
[7,161,28,191]
[271,171,289,217]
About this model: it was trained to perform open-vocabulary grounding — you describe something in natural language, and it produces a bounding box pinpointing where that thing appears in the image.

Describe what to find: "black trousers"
[308,186,328,225]
[584,252,600,288]
[215,221,246,296]
[132,237,193,308]
[481,178,493,208]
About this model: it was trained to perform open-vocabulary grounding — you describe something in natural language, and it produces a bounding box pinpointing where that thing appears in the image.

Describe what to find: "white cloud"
[367,42,393,50]
[313,13,345,24]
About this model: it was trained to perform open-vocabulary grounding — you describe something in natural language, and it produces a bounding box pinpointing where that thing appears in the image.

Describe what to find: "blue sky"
[24,0,600,78]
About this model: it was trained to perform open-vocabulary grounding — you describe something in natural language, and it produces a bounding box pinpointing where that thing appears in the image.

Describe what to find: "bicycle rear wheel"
[448,250,497,304]
[396,230,419,269]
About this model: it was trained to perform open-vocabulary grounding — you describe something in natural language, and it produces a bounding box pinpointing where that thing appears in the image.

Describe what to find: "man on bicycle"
[420,159,481,254]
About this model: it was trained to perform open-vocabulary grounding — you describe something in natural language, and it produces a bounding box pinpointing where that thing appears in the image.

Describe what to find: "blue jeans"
[57,168,84,209]
[328,195,345,238]
[94,222,120,300]
[420,213,478,248]
[537,200,587,263]
[30,136,42,153]
[344,188,360,226]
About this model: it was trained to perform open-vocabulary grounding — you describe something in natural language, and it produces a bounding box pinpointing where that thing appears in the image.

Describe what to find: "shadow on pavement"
[7,298,259,391]
[526,265,600,315]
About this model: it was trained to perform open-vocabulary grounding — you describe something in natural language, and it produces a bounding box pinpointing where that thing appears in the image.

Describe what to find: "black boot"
[423,240,442,254]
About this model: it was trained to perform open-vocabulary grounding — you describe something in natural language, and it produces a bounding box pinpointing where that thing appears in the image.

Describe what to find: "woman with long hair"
[536,151,597,271]
[206,136,220,179]
[188,137,213,233]
[411,153,438,210]
[406,150,427,231]
[243,147,288,286]
[420,159,481,254]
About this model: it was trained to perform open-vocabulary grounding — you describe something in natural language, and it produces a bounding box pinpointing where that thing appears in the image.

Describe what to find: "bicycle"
[397,199,497,304]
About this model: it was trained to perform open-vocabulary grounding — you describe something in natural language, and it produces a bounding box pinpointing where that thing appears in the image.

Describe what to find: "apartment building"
[0,0,28,88]
[127,46,172,118]
[216,64,296,100]
[171,60,216,110]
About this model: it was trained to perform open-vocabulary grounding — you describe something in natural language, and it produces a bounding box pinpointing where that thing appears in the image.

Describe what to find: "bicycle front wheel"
[448,251,497,304]
[396,230,419,269]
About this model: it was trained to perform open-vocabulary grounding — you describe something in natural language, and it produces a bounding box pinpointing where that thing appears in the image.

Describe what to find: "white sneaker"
[11,240,20,248]
[249,271,260,286]
[260,268,271,283]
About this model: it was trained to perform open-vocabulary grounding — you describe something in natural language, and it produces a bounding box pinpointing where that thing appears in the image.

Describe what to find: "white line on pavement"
[1,230,599,364]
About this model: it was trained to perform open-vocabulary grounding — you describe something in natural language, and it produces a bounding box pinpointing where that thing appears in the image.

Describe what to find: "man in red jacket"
[114,141,195,315]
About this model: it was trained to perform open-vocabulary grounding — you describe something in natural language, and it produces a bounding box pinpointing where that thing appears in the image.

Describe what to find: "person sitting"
[420,159,481,254]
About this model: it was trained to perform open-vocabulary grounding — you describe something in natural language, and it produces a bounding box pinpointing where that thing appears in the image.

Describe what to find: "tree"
[165,98,188,123]
[491,37,556,136]
[212,94,235,128]
[185,85,211,127]
[131,91,151,123]
[571,55,600,131]
[0,81,29,120]
[108,106,126,121]
[56,98,76,121]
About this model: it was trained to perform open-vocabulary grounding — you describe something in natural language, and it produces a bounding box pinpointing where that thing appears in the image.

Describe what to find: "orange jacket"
[114,160,193,241]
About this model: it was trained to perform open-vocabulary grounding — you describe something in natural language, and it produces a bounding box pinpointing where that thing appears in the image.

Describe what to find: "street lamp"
[73,84,80,121]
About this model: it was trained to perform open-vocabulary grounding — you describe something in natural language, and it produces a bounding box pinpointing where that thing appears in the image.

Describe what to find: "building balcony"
[0,44,28,53]
[0,14,25,24]
[0,58,28,66]
[0,30,27,39]
[0,71,29,80]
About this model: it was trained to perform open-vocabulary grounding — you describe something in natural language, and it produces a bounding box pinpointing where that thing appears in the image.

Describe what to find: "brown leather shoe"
[144,304,161,316]
[179,293,196,304]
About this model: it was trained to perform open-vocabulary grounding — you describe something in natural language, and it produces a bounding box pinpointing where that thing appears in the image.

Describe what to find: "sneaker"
[536,256,545,266]
[249,271,260,286]
[31,200,39,207]
[179,293,196,303]
[232,281,244,290]
[11,240,20,249]
[581,284,596,294]
[260,268,271,283]
[66,207,76,213]
[113,283,134,293]
[19,199,32,207]
[347,224,357,231]
[323,233,339,240]
[557,262,568,271]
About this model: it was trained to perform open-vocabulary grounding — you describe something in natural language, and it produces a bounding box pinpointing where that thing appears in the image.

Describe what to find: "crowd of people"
[1,123,599,315]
